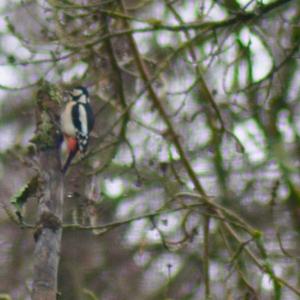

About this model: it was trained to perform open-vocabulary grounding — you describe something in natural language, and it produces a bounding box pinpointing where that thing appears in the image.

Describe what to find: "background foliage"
[0,0,300,299]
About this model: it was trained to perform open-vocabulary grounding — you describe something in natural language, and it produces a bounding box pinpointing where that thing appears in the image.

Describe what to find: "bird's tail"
[62,136,79,174]
[62,148,78,174]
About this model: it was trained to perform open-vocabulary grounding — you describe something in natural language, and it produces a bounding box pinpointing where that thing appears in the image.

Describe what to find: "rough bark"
[31,84,64,300]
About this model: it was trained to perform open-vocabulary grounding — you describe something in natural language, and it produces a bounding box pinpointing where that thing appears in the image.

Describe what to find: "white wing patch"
[79,104,88,136]
[77,104,89,152]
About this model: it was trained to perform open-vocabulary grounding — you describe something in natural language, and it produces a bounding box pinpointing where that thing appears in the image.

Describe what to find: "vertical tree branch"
[31,84,64,300]
[203,216,210,298]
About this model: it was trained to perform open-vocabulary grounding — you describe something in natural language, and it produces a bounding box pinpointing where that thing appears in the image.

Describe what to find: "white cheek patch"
[72,89,82,97]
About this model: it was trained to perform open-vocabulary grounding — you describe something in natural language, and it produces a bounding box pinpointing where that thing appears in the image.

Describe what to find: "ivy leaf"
[10,176,39,222]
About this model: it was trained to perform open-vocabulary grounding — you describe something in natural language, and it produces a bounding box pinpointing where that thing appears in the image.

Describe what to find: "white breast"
[61,102,76,136]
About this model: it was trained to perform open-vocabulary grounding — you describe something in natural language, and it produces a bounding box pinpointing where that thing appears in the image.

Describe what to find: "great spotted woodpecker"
[61,86,94,173]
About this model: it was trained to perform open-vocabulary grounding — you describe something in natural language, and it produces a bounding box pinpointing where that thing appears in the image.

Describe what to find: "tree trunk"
[31,84,64,300]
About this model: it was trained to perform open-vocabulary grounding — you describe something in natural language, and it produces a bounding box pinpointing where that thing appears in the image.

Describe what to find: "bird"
[60,86,94,174]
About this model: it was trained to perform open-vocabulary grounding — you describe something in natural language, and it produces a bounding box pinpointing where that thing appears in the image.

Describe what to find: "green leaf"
[255,235,267,259]
[145,18,163,26]
[10,176,39,221]
[82,288,99,300]
[6,55,16,65]
[0,293,12,300]
[5,17,15,34]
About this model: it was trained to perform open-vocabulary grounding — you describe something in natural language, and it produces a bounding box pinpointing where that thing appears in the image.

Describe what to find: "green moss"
[31,82,64,150]
[49,84,64,104]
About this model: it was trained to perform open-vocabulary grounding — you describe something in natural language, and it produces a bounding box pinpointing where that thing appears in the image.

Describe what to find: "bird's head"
[69,86,89,103]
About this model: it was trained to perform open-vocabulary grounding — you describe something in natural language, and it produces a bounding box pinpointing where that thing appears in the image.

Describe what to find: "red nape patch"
[66,137,77,152]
